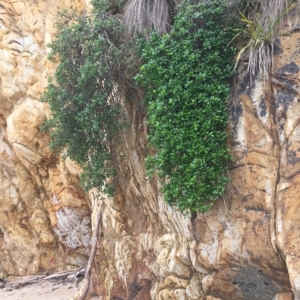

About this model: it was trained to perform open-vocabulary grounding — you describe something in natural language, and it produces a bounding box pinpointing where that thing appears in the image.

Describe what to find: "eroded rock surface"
[86,35,300,300]
[1,0,300,299]
[0,0,91,277]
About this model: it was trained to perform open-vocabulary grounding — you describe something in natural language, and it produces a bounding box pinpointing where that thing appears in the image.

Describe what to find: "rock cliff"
[0,0,91,276]
[0,0,300,300]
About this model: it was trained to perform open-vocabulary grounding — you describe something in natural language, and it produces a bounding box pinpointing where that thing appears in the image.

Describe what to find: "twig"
[79,202,103,300]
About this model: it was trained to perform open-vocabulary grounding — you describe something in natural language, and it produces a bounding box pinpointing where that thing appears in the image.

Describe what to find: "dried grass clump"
[236,0,299,81]
[124,0,177,35]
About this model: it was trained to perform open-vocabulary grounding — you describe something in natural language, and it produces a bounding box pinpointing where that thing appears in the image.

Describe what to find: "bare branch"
[79,203,103,300]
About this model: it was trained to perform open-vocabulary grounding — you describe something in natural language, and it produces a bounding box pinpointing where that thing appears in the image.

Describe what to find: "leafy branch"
[41,1,138,195]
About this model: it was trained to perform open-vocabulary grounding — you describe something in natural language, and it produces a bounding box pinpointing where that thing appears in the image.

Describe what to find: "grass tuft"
[235,0,298,80]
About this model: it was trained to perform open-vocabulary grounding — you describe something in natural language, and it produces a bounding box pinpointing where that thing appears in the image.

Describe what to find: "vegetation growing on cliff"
[235,0,298,80]
[136,0,236,212]
[42,0,296,213]
[124,0,176,35]
[41,0,236,212]
[41,2,137,194]
[134,0,298,212]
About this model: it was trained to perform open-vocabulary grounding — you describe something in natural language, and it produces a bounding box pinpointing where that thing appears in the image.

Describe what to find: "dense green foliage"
[41,2,136,193]
[136,0,236,212]
[43,0,238,212]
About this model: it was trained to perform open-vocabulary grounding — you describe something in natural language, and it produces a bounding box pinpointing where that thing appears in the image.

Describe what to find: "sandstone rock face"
[1,1,300,300]
[0,0,91,277]
[86,36,300,300]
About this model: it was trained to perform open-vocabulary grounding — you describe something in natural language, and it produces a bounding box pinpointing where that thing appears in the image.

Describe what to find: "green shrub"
[136,0,236,213]
[41,1,137,194]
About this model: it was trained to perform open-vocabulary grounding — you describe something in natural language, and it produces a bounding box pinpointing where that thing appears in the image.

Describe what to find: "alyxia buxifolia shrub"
[41,1,137,195]
[136,0,236,213]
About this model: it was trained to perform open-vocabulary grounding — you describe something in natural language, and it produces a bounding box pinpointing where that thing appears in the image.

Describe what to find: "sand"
[0,273,78,300]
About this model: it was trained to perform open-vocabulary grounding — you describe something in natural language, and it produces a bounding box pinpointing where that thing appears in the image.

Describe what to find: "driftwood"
[3,269,78,291]
[79,203,103,300]
[44,270,76,280]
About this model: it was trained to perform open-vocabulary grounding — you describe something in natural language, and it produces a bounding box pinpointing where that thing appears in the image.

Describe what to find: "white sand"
[0,274,77,300]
